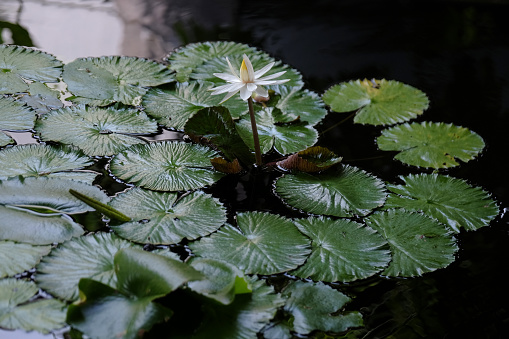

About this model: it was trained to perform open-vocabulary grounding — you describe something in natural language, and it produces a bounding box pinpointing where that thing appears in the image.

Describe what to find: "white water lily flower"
[210,54,290,103]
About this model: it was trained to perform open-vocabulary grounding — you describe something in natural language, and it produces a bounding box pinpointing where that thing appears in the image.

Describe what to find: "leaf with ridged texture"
[0,96,35,131]
[0,131,13,146]
[384,173,499,232]
[275,165,386,217]
[0,241,51,278]
[376,122,485,168]
[323,79,429,126]
[365,209,458,277]
[0,279,66,334]
[290,217,390,282]
[63,56,174,106]
[0,144,95,182]
[110,141,224,191]
[109,188,226,244]
[35,233,141,301]
[35,105,158,156]
[190,211,311,275]
[276,146,342,173]
[18,81,64,114]
[275,86,327,126]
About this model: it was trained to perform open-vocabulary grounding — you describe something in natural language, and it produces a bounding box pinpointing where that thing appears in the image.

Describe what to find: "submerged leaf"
[190,211,311,275]
[385,173,499,232]
[377,121,485,168]
[275,165,386,217]
[366,209,458,277]
[277,146,342,172]
[0,241,51,278]
[323,79,429,125]
[110,141,224,191]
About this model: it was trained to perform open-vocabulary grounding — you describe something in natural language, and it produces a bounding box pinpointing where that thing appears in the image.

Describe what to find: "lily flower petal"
[258,71,288,81]
[213,72,241,82]
[253,62,275,78]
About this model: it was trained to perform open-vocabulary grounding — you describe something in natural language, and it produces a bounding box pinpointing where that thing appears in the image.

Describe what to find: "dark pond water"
[1,0,509,338]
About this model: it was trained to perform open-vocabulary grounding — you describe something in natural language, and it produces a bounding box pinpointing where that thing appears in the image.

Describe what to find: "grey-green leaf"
[385,173,499,232]
[323,79,429,126]
[109,188,226,244]
[291,217,390,282]
[275,86,327,126]
[0,96,35,131]
[0,131,14,147]
[376,122,485,168]
[63,56,174,106]
[365,209,458,277]
[0,241,51,278]
[35,104,158,156]
[190,211,311,275]
[275,165,387,217]
[110,141,224,191]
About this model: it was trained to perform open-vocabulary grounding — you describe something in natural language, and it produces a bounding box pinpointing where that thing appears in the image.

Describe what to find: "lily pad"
[365,209,458,277]
[35,104,158,156]
[290,217,390,282]
[109,188,226,244]
[0,96,36,131]
[323,79,429,126]
[236,107,318,155]
[282,281,363,335]
[35,232,141,301]
[0,45,62,94]
[18,81,64,114]
[0,279,67,333]
[275,165,386,217]
[384,174,499,232]
[62,56,174,106]
[190,211,311,275]
[110,141,224,191]
[0,131,14,146]
[275,86,327,126]
[276,146,342,172]
[376,121,485,168]
[0,241,51,278]
[0,144,96,182]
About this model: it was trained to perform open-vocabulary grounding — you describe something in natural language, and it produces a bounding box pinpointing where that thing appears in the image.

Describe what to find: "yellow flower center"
[240,59,252,83]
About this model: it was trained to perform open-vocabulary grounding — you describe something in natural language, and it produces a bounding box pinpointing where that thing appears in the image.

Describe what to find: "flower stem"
[247,97,263,166]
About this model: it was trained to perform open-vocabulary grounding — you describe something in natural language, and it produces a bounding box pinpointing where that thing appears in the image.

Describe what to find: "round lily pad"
[323,79,429,125]
[110,141,224,191]
[376,121,485,168]
[0,96,36,131]
[189,211,311,275]
[275,164,387,217]
[0,241,51,278]
[109,188,226,244]
[275,86,327,126]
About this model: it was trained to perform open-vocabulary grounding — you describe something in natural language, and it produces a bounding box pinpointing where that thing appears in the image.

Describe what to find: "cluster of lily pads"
[0,42,500,338]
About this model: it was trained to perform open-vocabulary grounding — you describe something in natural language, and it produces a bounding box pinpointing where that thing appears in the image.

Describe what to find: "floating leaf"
[282,281,363,334]
[277,146,342,172]
[0,144,96,182]
[0,241,51,278]
[18,81,64,114]
[323,79,429,125]
[275,86,327,126]
[275,165,386,217]
[35,233,141,301]
[365,209,458,277]
[110,141,224,191]
[210,157,243,174]
[35,104,158,156]
[376,122,485,168]
[0,96,35,131]
[0,45,62,94]
[63,56,174,106]
[0,131,13,147]
[236,107,318,155]
[0,279,66,333]
[385,174,499,232]
[109,188,226,244]
[190,211,311,275]
[291,217,390,282]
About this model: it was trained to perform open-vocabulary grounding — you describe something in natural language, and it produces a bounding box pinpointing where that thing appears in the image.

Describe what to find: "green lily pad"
[365,209,458,277]
[109,188,226,244]
[236,107,318,155]
[190,211,311,275]
[282,281,363,335]
[35,233,141,301]
[376,121,485,168]
[384,173,499,232]
[275,86,327,126]
[0,131,14,146]
[0,45,62,94]
[35,104,158,156]
[290,217,390,282]
[110,141,224,191]
[62,56,174,106]
[0,241,51,278]
[18,81,64,114]
[0,96,36,131]
[0,278,66,333]
[0,144,96,182]
[323,79,429,126]
[275,165,387,217]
